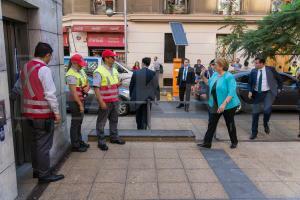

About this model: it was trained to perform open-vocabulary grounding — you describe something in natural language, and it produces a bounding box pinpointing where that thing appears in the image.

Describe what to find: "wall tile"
[41,32,60,67]
[0,163,17,200]
[0,21,6,71]
[0,72,11,120]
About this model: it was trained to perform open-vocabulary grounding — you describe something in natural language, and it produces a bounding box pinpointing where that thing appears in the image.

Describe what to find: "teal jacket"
[208,71,240,110]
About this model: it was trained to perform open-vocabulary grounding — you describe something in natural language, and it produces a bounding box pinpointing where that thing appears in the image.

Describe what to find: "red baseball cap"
[102,50,117,58]
[70,54,87,67]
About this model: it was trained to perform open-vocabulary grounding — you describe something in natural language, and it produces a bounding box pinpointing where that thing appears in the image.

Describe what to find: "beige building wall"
[127,22,257,78]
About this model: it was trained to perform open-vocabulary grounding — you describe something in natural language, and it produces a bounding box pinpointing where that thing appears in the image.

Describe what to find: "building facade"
[0,0,69,199]
[62,0,286,86]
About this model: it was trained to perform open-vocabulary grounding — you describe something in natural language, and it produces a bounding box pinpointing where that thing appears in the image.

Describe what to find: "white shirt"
[255,66,270,92]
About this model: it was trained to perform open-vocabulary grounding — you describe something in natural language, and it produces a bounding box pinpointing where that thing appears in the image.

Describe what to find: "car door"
[274,74,298,106]
[113,62,132,87]
[235,73,252,103]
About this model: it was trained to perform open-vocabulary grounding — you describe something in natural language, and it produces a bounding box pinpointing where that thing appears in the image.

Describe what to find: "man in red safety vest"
[20,42,64,183]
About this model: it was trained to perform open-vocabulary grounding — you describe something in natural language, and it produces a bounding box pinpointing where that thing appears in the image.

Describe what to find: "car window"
[113,63,127,74]
[280,74,297,87]
[84,58,99,77]
[236,74,249,84]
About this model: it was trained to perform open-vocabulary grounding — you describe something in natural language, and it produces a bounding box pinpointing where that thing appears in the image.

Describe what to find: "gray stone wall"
[0,0,69,199]
[0,1,18,199]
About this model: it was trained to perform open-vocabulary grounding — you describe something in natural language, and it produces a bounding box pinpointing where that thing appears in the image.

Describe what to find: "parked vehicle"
[64,56,134,116]
[195,71,299,113]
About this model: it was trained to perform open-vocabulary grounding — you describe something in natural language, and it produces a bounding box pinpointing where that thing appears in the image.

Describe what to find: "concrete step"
[88,129,195,142]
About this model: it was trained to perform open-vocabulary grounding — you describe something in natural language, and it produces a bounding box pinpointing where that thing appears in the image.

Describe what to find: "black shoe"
[298,134,300,138]
[249,135,257,140]
[72,146,87,152]
[230,143,238,149]
[80,141,90,148]
[264,125,270,134]
[110,138,125,145]
[98,143,109,151]
[176,104,184,109]
[197,143,211,149]
[38,174,64,184]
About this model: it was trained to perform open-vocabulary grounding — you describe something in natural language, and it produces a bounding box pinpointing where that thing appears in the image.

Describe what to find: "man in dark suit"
[248,57,283,140]
[177,58,195,112]
[129,57,160,130]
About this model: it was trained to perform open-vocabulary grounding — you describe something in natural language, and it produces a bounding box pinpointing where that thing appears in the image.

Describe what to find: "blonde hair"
[216,58,229,71]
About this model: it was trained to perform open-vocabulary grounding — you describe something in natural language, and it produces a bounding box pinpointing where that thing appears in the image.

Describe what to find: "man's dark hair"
[244,60,249,67]
[34,42,53,57]
[255,57,266,64]
[184,58,190,63]
[142,57,151,67]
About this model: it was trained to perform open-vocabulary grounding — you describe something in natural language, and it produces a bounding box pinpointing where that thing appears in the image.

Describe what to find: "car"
[235,71,299,113]
[64,56,134,116]
[194,71,299,113]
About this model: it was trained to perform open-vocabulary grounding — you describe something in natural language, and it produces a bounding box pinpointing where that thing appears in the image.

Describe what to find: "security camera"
[106,8,115,17]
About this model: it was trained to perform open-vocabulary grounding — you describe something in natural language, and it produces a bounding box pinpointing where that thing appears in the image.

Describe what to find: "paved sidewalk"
[39,141,300,200]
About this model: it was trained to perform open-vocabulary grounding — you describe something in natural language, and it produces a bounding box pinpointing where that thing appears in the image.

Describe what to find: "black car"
[195,72,299,113]
[235,72,299,112]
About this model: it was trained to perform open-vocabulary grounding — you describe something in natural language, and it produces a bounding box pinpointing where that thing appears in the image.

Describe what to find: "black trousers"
[69,101,84,147]
[203,107,238,145]
[179,85,186,104]
[136,103,152,130]
[27,118,54,177]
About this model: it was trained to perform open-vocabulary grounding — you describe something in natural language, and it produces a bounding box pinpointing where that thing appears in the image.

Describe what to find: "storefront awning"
[63,33,69,47]
[72,25,124,33]
[87,33,124,47]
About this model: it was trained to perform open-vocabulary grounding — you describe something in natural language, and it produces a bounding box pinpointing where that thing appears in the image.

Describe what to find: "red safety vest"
[21,60,54,119]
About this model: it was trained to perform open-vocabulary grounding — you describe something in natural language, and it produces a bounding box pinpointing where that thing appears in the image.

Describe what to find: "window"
[218,0,241,15]
[92,0,115,15]
[164,0,189,14]
[113,63,127,74]
[164,33,185,63]
[271,0,293,13]
[280,74,297,87]
[236,75,249,84]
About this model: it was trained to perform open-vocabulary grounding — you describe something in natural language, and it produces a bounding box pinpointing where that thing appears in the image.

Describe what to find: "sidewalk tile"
[182,159,210,169]
[72,159,101,170]
[191,182,229,199]
[284,182,300,196]
[127,169,157,183]
[130,142,154,149]
[50,184,91,200]
[104,150,130,159]
[130,149,154,159]
[36,182,61,200]
[75,150,105,159]
[255,181,296,198]
[159,182,194,200]
[100,159,129,169]
[155,149,179,158]
[178,149,204,159]
[61,169,97,184]
[156,158,183,169]
[158,169,188,183]
[125,183,158,200]
[186,169,218,183]
[243,168,281,182]
[95,169,127,183]
[89,183,125,200]
[128,159,155,169]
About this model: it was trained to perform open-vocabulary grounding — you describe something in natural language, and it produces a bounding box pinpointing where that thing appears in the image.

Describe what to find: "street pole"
[124,0,128,68]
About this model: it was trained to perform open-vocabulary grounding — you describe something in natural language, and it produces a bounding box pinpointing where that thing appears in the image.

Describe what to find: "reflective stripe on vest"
[94,65,119,103]
[23,99,49,106]
[22,107,52,114]
[23,64,41,97]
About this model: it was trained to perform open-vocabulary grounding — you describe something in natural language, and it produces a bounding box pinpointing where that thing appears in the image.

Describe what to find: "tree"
[219,0,300,61]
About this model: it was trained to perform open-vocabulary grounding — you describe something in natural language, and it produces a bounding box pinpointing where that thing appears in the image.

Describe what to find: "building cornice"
[63,13,265,25]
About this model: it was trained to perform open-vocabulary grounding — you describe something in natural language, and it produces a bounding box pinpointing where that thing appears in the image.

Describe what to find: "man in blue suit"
[248,57,283,140]
[129,57,160,130]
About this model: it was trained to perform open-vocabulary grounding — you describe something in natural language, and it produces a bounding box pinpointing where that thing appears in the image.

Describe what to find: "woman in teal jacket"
[198,58,240,149]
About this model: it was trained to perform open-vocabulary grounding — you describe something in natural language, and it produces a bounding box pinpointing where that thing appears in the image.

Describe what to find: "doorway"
[3,19,31,166]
